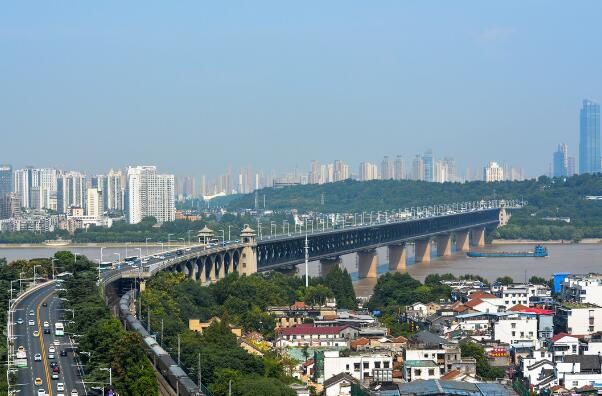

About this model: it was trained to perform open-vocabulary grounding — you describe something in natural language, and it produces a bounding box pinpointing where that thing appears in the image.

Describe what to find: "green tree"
[495,276,514,286]
[460,342,505,380]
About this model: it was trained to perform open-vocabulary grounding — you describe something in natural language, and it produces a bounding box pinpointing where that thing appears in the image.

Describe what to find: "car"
[42,302,47,307]
[50,361,58,368]
[60,349,67,357]
[33,330,39,337]
[48,353,55,359]
[44,328,51,334]
[53,366,60,374]
[16,318,23,325]
[49,346,55,353]
[54,340,60,346]
[34,377,42,385]
[29,310,35,316]
[71,389,79,396]
[51,372,59,380]
[43,321,49,328]
[37,389,45,396]
[34,353,42,361]
[57,394,65,396]
[57,383,65,391]
[28,319,35,326]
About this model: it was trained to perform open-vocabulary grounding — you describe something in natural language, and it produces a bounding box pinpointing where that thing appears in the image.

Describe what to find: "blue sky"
[1,1,601,178]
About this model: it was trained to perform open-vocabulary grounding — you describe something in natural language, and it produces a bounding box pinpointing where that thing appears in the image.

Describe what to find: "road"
[11,281,85,396]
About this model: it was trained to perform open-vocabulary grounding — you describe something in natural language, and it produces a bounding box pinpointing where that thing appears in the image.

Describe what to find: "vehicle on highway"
[29,319,35,326]
[29,310,35,316]
[55,322,65,336]
[33,330,40,337]
[52,372,59,380]
[53,365,60,374]
[37,389,45,396]
[57,383,65,391]
[16,318,23,325]
[42,302,47,307]
[34,377,42,385]
[44,321,50,328]
[50,361,58,368]
[48,352,55,359]
[49,346,55,353]
[44,328,51,334]
[54,339,61,346]
[34,353,42,361]
[16,345,26,358]
[71,389,79,396]
[60,349,67,357]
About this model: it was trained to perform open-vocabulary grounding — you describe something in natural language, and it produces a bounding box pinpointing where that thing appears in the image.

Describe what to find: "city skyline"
[2,2,602,176]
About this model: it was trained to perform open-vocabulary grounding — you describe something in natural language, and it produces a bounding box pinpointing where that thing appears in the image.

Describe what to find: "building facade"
[126,166,175,224]
[579,99,601,175]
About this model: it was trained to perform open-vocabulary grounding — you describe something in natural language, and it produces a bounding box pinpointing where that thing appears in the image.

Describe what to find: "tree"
[460,342,505,380]
[303,284,334,306]
[528,276,548,285]
[495,276,514,286]
[323,267,357,309]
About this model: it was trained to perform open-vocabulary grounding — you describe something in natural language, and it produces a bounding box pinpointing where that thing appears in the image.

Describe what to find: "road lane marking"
[37,289,54,396]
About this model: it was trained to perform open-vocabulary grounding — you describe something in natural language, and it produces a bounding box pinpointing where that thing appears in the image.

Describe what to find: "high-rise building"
[579,99,601,174]
[568,157,576,176]
[553,143,569,177]
[442,157,457,182]
[411,155,424,181]
[484,162,504,182]
[86,188,103,219]
[359,162,379,181]
[104,169,123,211]
[13,168,29,208]
[126,166,175,224]
[380,156,395,180]
[0,192,20,219]
[57,171,86,214]
[423,150,434,182]
[309,160,321,184]
[0,164,12,198]
[394,156,405,180]
[433,161,448,183]
[333,160,349,182]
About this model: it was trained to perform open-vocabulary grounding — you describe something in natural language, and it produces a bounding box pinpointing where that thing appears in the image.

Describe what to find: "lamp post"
[51,258,58,280]
[145,238,152,256]
[33,265,41,286]
[100,247,105,265]
[227,225,232,242]
[187,230,193,246]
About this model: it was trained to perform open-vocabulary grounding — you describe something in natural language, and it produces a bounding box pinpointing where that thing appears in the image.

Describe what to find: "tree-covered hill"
[226,174,602,240]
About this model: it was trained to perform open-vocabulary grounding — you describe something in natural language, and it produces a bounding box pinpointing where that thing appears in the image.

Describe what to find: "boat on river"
[467,245,548,258]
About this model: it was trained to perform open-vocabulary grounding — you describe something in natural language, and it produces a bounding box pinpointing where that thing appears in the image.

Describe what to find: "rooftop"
[561,302,601,309]
[278,324,353,336]
[405,360,438,368]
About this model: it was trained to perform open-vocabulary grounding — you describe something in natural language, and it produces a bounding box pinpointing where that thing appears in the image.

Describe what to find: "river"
[1,243,600,298]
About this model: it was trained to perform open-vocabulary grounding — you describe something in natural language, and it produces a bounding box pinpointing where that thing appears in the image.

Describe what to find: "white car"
[53,340,60,346]
[37,389,46,396]
[71,389,79,396]
[49,346,55,353]
[48,353,55,359]
[34,353,42,361]
[43,321,50,328]
[57,383,64,391]
[29,319,35,326]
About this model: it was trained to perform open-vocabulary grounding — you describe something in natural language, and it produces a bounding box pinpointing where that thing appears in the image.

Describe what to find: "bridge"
[104,200,520,285]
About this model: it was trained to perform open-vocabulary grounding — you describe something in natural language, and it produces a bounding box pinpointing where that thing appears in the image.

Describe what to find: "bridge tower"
[357,249,378,278]
[388,243,407,271]
[239,226,257,276]
[197,226,214,246]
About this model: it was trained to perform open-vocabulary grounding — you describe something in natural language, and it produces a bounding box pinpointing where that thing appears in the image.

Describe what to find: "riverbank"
[491,238,602,245]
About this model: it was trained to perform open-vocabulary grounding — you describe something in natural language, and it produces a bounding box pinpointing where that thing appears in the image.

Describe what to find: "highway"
[11,281,85,396]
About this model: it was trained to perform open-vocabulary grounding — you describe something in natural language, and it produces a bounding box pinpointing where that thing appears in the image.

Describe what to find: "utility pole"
[304,233,309,288]
[229,380,232,396]
[177,334,181,366]
[198,352,202,388]
[161,319,164,347]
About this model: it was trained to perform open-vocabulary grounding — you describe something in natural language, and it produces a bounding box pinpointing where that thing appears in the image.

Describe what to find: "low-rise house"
[268,301,336,329]
[395,379,517,395]
[188,317,242,337]
[561,273,602,307]
[404,360,441,381]
[275,324,359,347]
[556,355,602,389]
[549,333,583,362]
[319,350,393,383]
[502,287,530,308]
[554,303,602,335]
[493,313,538,347]
[322,372,355,396]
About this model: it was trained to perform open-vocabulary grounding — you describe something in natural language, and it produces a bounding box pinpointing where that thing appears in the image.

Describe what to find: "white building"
[493,313,538,346]
[561,274,602,306]
[556,355,602,389]
[86,188,103,219]
[104,169,123,211]
[484,162,504,182]
[126,166,175,224]
[555,304,602,335]
[57,171,86,214]
[404,360,441,381]
[502,287,529,308]
[322,350,392,383]
[359,162,379,181]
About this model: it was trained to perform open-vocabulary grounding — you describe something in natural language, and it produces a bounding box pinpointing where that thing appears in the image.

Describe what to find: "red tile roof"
[440,369,462,380]
[469,292,498,299]
[508,304,529,312]
[522,308,555,315]
[464,298,484,308]
[549,332,583,342]
[278,324,351,336]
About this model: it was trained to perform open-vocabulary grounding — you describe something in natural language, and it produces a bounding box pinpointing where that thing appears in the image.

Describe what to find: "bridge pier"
[414,239,431,263]
[357,249,378,278]
[471,227,486,247]
[239,226,258,276]
[437,234,452,257]
[455,231,470,252]
[388,244,407,271]
[218,257,226,280]
[320,257,341,277]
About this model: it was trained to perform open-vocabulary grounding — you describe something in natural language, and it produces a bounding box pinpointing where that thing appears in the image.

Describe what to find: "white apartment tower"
[104,169,123,211]
[484,162,505,182]
[86,188,103,219]
[126,166,175,224]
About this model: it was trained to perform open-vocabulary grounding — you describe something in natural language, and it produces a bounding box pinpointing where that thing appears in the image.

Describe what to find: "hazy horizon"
[2,2,601,178]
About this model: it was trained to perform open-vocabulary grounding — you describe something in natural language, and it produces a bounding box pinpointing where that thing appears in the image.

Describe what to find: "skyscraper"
[126,166,175,224]
[57,171,86,213]
[484,162,504,182]
[411,155,425,181]
[0,164,12,198]
[394,156,405,180]
[423,150,434,182]
[359,162,378,181]
[104,169,123,211]
[380,156,395,180]
[579,99,601,174]
[553,143,569,177]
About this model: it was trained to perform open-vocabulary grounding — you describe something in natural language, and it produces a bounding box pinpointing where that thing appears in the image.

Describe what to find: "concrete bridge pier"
[357,249,378,278]
[471,227,486,247]
[388,244,407,271]
[414,239,431,263]
[455,231,470,252]
[437,234,452,257]
[320,257,341,277]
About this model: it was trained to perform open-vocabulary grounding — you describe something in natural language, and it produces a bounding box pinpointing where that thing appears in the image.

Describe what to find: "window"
[415,369,422,376]
[346,364,349,370]
[590,326,595,332]
[384,361,390,368]
[428,369,435,376]
[354,363,360,371]
[511,331,516,336]
[511,323,516,329]
[375,362,381,369]
[529,332,533,337]
[424,353,429,358]
[363,362,369,369]
[573,381,578,387]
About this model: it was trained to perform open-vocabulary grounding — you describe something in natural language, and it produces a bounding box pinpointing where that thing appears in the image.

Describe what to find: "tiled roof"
[508,304,529,311]
[469,292,498,299]
[549,332,582,342]
[464,298,484,308]
[440,369,462,380]
[278,324,351,336]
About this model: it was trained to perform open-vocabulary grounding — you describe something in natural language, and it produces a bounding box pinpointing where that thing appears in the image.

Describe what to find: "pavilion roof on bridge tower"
[197,226,214,238]
[240,226,256,236]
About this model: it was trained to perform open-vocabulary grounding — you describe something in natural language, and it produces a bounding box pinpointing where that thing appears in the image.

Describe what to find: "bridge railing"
[256,199,525,242]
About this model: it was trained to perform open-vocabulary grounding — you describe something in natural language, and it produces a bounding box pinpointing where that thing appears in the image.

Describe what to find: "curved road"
[12,281,85,396]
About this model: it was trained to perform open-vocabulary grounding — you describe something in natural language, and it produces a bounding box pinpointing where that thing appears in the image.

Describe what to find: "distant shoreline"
[0,242,189,249]
[491,238,602,245]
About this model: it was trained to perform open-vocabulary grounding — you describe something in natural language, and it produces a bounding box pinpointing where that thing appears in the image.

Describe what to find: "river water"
[1,243,600,297]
